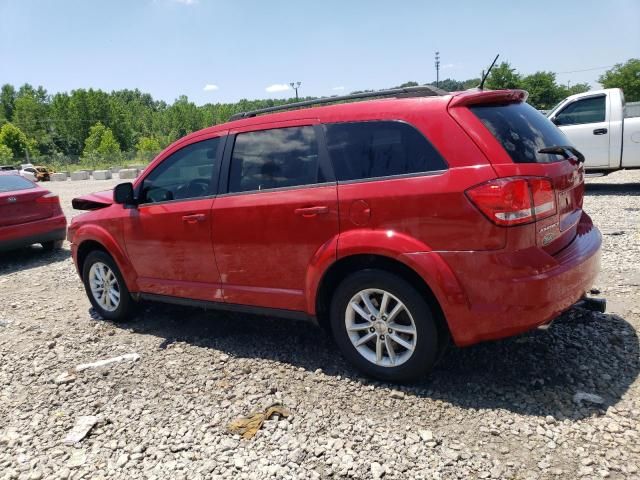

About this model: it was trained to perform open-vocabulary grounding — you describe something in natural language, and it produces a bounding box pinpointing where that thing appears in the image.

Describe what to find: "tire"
[41,240,64,251]
[330,269,439,383]
[82,250,135,322]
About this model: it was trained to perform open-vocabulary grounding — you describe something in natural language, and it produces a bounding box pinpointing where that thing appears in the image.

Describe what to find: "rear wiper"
[538,146,585,164]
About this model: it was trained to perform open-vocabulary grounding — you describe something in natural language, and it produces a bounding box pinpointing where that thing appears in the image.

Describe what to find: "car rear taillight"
[466,177,556,226]
[36,192,60,204]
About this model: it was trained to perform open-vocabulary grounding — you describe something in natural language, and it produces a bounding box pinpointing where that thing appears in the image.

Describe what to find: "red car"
[0,172,66,252]
[69,87,602,382]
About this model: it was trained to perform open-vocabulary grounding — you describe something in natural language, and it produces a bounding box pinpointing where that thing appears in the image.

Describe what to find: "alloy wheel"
[88,262,121,312]
[344,288,417,367]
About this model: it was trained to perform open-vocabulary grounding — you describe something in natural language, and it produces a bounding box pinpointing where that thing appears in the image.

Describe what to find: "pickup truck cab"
[547,88,640,172]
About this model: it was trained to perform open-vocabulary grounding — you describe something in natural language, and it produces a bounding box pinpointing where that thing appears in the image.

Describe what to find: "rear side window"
[228,126,325,193]
[0,175,35,192]
[471,102,570,163]
[325,121,447,181]
[554,96,606,125]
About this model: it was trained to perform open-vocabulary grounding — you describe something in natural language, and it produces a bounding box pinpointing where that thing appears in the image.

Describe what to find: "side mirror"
[113,182,136,206]
[551,117,561,126]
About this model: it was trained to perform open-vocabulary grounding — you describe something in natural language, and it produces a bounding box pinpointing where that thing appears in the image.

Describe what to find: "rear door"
[456,100,584,254]
[212,121,338,312]
[0,176,51,227]
[551,94,610,168]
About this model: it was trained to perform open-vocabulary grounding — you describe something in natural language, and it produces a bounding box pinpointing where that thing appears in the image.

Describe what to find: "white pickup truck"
[546,88,640,172]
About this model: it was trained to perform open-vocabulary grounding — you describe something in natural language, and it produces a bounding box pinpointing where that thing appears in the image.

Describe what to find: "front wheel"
[330,269,439,383]
[82,250,135,322]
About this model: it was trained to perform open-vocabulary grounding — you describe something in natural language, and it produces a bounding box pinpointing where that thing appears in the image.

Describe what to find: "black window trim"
[334,168,448,186]
[135,135,227,207]
[218,124,336,197]
[552,93,608,127]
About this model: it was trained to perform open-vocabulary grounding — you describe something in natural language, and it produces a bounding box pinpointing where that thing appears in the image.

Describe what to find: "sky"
[1,0,639,105]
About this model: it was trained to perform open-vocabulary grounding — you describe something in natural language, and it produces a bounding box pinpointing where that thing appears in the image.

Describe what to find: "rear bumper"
[0,215,67,251]
[419,212,601,346]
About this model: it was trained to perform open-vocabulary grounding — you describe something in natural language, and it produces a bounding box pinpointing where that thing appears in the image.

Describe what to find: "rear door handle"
[182,213,206,224]
[593,128,608,135]
[294,206,329,217]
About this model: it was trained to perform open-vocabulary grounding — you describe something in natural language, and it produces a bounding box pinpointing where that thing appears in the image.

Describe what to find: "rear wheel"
[330,269,439,383]
[41,240,64,251]
[82,250,135,322]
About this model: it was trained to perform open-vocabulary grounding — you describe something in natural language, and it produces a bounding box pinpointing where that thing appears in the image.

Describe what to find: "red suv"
[69,87,601,382]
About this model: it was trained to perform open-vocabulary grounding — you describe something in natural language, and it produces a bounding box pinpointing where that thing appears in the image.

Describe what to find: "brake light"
[36,192,60,205]
[466,177,556,226]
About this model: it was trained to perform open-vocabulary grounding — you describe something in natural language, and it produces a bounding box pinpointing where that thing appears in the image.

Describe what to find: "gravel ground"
[1,171,639,480]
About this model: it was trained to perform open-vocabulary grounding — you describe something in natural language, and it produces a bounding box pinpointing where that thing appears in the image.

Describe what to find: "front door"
[554,94,610,168]
[123,135,225,301]
[212,123,338,312]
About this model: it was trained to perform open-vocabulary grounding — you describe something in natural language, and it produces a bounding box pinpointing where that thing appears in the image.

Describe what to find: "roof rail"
[228,85,447,121]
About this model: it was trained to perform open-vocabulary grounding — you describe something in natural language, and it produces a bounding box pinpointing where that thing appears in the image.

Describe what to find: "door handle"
[593,128,608,135]
[294,206,329,217]
[182,213,206,224]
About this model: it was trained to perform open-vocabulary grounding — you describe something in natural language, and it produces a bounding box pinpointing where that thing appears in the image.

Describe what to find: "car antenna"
[478,54,500,90]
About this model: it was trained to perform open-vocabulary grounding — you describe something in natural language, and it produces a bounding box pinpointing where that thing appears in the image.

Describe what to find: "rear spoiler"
[449,89,528,107]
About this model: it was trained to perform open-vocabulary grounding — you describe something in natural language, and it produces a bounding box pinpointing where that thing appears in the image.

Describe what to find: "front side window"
[140,137,220,204]
[324,121,447,182]
[228,126,323,193]
[554,96,606,126]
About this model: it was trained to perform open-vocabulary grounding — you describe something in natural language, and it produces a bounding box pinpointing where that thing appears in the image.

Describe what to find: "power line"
[555,65,614,74]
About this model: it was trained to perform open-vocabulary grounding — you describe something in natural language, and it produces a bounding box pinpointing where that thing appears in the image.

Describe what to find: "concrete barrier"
[50,173,67,181]
[93,170,112,180]
[110,166,123,174]
[118,168,138,179]
[71,171,90,181]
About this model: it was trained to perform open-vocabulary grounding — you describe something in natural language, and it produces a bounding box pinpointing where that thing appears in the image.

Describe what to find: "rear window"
[0,175,35,193]
[471,102,570,163]
[324,121,447,182]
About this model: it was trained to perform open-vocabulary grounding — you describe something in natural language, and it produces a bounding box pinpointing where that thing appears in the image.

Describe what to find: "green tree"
[521,71,563,110]
[96,128,121,158]
[0,123,29,159]
[0,144,13,163]
[599,58,640,101]
[0,84,16,121]
[135,136,162,162]
[485,62,522,90]
[13,91,54,155]
[82,122,121,161]
[558,82,591,99]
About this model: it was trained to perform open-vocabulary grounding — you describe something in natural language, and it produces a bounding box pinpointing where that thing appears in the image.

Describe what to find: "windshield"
[0,175,35,192]
[470,102,571,163]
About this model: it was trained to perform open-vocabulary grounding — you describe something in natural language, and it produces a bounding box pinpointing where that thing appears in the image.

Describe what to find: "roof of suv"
[177,88,529,146]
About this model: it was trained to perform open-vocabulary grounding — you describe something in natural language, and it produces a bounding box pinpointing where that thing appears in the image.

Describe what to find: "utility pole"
[290,81,301,101]
[434,52,440,88]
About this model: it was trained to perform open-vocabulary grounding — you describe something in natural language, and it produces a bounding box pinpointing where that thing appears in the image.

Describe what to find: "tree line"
[0,58,638,169]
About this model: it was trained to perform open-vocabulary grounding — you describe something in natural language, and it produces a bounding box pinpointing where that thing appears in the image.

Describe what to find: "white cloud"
[331,86,345,91]
[265,84,291,93]
[203,84,219,92]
